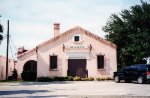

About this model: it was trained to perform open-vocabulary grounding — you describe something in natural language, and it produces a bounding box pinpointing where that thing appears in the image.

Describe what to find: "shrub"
[88,77,94,81]
[8,76,13,80]
[105,77,113,80]
[12,69,18,80]
[96,77,113,81]
[81,78,87,81]
[37,77,53,82]
[96,77,105,81]
[81,77,94,81]
[53,76,66,81]
[37,76,74,81]
[96,78,100,81]
[73,76,81,81]
[21,71,37,81]
[101,78,106,81]
[65,76,73,81]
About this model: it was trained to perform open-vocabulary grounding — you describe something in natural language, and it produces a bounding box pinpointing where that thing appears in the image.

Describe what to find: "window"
[124,66,137,71]
[50,55,57,69]
[137,65,147,71]
[74,36,80,41]
[97,55,104,69]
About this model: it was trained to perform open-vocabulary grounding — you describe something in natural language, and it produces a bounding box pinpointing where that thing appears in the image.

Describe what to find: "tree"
[103,1,150,68]
[0,23,3,43]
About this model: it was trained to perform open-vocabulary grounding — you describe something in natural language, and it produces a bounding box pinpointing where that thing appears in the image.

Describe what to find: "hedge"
[37,77,53,82]
[96,77,113,81]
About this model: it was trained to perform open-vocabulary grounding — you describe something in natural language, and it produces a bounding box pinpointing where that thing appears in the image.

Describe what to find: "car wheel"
[137,76,144,84]
[114,75,120,83]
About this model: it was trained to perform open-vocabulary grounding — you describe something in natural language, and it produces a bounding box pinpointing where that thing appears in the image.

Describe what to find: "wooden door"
[67,59,87,78]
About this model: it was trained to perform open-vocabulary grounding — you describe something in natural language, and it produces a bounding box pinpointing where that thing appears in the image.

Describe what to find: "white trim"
[65,52,89,59]
[71,34,83,44]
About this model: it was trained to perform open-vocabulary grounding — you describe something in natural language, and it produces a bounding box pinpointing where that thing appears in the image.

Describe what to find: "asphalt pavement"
[0,81,150,98]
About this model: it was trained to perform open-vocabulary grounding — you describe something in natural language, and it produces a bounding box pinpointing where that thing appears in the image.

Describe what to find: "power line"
[9,44,14,60]
[9,36,18,51]
[2,35,18,51]
[2,35,7,39]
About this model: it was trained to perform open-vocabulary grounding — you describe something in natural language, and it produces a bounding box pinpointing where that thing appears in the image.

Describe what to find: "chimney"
[17,46,28,55]
[54,23,60,37]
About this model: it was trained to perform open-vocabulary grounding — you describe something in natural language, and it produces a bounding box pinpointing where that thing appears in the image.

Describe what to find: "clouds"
[1,0,122,22]
[0,0,141,57]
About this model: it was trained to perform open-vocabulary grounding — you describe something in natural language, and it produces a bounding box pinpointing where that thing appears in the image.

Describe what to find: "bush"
[88,77,94,81]
[96,77,113,81]
[81,77,94,81]
[21,71,37,81]
[12,69,18,80]
[8,76,13,80]
[53,76,66,81]
[96,78,100,81]
[96,77,105,81]
[105,77,113,80]
[73,76,81,81]
[65,76,74,81]
[37,77,53,82]
[81,78,87,81]
[37,76,74,82]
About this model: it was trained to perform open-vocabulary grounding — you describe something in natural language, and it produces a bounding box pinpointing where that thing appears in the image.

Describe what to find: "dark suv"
[114,64,150,84]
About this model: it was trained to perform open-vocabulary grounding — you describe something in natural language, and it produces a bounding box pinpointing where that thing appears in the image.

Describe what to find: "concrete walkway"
[0,81,150,98]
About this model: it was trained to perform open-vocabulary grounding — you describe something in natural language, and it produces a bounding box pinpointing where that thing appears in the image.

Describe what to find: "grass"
[0,80,23,82]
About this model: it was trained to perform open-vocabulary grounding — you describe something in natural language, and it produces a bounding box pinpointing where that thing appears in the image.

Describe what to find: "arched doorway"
[23,60,37,72]
[21,60,37,81]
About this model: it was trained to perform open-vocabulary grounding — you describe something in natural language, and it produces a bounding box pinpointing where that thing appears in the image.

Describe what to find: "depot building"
[17,23,117,79]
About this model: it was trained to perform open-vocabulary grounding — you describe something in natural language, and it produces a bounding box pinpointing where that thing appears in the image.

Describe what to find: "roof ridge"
[18,26,116,58]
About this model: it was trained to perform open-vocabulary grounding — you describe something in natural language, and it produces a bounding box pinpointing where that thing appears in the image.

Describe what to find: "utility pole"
[6,20,9,80]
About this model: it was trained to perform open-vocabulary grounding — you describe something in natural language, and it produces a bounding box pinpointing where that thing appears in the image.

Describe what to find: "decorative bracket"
[90,44,92,52]
[63,44,65,52]
[36,46,38,53]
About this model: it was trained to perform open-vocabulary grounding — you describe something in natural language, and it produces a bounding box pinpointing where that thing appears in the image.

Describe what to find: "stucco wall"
[17,27,117,79]
[83,34,117,78]
[36,29,117,78]
[0,56,16,80]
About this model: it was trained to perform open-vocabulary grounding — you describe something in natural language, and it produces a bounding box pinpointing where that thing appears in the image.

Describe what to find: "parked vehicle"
[114,64,150,84]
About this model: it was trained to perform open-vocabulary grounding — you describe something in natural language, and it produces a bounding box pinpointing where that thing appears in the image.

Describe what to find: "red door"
[67,59,87,78]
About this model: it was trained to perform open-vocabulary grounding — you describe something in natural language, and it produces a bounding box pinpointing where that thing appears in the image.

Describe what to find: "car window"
[136,65,147,71]
[124,66,137,71]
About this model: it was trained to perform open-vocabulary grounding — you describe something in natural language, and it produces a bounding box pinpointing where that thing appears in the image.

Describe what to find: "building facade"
[0,55,17,80]
[17,24,117,79]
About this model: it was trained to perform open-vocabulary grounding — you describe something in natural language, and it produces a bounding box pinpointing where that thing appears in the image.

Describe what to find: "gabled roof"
[18,26,116,58]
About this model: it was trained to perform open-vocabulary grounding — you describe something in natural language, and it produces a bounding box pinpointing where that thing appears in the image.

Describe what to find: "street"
[0,81,150,98]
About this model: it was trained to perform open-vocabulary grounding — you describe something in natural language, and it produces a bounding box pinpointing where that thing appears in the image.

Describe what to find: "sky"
[0,0,142,59]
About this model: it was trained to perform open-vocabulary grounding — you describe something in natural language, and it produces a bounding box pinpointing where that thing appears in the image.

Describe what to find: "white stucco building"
[17,23,117,79]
